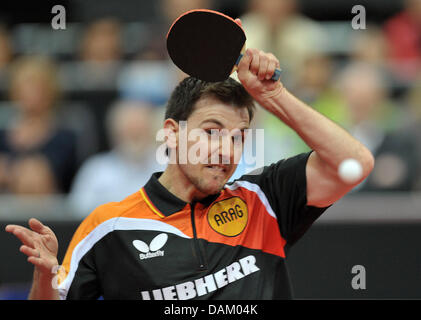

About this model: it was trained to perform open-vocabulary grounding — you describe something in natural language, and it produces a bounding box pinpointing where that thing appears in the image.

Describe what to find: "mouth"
[205,165,228,174]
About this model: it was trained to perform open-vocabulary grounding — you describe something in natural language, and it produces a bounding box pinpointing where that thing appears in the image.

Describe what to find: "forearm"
[257,86,374,173]
[28,268,60,300]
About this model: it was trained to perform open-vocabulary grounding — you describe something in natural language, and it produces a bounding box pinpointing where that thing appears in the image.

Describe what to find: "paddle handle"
[236,53,282,81]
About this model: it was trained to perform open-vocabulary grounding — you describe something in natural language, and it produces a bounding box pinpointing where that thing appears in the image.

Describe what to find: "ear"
[163,118,179,150]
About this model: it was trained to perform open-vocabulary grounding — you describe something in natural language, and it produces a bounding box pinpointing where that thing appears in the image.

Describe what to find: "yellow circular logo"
[207,197,248,237]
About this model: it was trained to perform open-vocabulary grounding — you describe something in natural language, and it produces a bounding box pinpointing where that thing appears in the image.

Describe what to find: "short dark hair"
[165,77,255,123]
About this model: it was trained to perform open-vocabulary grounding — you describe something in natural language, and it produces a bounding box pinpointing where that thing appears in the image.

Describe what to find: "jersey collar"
[141,172,221,217]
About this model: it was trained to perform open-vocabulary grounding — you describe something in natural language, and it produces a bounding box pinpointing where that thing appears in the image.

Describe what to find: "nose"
[219,134,233,165]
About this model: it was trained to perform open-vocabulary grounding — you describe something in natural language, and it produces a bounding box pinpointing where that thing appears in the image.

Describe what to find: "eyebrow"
[199,119,249,131]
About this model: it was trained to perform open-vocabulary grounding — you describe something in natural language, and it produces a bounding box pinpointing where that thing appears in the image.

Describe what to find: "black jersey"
[58,152,330,299]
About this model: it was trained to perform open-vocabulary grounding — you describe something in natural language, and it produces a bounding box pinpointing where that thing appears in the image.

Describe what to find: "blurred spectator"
[160,0,212,26]
[9,155,57,194]
[117,60,180,107]
[80,18,121,63]
[0,26,13,89]
[337,62,419,191]
[138,0,212,60]
[351,25,388,69]
[69,100,165,217]
[240,0,328,87]
[118,0,208,105]
[61,18,123,90]
[293,54,349,126]
[384,0,421,82]
[405,76,421,190]
[249,53,341,166]
[0,56,78,194]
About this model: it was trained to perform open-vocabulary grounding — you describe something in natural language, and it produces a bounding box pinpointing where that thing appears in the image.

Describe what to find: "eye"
[232,134,245,144]
[205,129,220,136]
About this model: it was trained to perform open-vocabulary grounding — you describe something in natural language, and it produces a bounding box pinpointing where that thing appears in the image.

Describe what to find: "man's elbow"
[360,149,375,179]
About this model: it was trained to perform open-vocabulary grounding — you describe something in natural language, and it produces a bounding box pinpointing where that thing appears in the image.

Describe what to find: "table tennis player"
[5,23,374,299]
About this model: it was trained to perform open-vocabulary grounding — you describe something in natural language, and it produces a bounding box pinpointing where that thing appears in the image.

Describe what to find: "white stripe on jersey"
[58,217,191,300]
[225,180,277,220]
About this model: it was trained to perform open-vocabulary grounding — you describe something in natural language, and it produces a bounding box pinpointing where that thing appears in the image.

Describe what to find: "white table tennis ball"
[338,158,363,184]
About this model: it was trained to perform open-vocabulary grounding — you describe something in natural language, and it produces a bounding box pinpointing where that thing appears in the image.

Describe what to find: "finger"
[249,49,260,75]
[237,49,252,79]
[9,227,36,248]
[27,256,50,270]
[268,53,280,69]
[29,218,50,235]
[234,18,242,28]
[266,59,277,80]
[5,224,20,233]
[258,54,269,81]
[20,245,39,258]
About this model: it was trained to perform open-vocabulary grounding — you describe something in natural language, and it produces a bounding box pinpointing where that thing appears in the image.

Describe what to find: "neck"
[158,164,207,203]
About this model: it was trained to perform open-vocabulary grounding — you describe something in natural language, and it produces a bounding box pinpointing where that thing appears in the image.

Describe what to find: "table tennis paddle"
[166,9,282,82]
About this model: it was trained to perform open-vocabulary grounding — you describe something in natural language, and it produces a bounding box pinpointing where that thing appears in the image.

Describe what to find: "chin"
[206,176,230,193]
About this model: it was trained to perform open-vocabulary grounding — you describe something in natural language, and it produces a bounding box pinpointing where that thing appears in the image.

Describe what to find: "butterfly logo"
[132,233,168,260]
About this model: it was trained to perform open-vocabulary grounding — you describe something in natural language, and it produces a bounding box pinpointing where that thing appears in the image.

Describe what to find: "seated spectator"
[61,18,123,90]
[0,56,78,194]
[337,62,419,191]
[8,155,57,195]
[240,0,328,87]
[68,100,165,218]
[117,60,180,107]
[138,0,213,61]
[349,25,401,97]
[0,25,13,90]
[351,25,388,69]
[383,0,421,82]
[247,53,339,166]
[293,53,350,128]
[405,75,421,190]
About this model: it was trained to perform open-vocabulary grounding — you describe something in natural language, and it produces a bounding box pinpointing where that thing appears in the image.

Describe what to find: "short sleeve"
[233,151,331,246]
[58,206,109,300]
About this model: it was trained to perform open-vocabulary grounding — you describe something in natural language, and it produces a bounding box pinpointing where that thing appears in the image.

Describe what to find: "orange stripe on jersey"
[139,187,165,218]
[60,192,162,283]
[59,191,197,285]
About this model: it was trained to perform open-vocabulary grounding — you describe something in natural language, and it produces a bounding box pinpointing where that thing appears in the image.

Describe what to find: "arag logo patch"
[207,197,248,237]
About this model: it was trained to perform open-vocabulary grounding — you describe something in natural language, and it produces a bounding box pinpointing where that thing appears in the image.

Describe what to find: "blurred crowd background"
[0,0,420,220]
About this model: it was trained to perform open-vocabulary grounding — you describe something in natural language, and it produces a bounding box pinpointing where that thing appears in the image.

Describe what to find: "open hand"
[5,218,59,274]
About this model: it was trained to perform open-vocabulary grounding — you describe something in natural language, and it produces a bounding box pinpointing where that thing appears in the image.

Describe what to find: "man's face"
[173,96,250,196]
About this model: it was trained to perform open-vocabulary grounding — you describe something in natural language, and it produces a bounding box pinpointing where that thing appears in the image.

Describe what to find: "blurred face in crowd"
[351,28,387,65]
[0,28,12,69]
[339,64,385,125]
[161,0,211,25]
[298,54,332,92]
[110,102,156,160]
[81,19,122,63]
[10,58,58,116]
[250,0,295,27]
[165,96,249,196]
[407,0,421,21]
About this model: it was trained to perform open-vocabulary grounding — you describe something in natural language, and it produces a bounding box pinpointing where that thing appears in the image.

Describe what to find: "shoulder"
[228,152,311,185]
[77,191,148,235]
